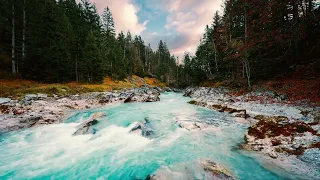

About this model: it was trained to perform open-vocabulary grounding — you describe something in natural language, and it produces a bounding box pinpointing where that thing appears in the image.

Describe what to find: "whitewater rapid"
[0,93,319,179]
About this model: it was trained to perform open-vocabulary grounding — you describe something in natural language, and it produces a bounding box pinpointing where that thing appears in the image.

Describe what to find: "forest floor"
[0,75,166,99]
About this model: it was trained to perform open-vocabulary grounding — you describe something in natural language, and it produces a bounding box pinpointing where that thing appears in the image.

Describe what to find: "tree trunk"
[307,0,312,17]
[244,0,251,88]
[292,0,299,64]
[11,0,16,74]
[22,0,26,63]
[213,41,219,72]
[76,55,78,82]
[76,42,79,82]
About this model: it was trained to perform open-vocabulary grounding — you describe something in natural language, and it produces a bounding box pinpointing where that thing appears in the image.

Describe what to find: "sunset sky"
[81,0,222,58]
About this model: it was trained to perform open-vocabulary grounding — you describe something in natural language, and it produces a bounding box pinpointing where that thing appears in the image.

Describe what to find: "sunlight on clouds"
[79,0,148,35]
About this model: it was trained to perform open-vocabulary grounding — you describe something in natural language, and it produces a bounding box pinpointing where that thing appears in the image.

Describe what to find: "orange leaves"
[0,75,166,98]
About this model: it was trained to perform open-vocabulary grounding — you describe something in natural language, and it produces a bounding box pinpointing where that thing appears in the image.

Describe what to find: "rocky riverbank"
[184,87,320,164]
[147,160,237,180]
[0,86,165,133]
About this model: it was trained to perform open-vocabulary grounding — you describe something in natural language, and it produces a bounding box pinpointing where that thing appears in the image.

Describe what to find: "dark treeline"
[178,0,320,87]
[0,0,179,83]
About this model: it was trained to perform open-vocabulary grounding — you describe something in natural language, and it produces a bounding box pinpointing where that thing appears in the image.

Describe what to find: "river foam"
[0,92,319,179]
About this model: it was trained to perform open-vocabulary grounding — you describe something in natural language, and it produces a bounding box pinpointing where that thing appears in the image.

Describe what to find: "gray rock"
[0,116,41,133]
[0,98,11,105]
[129,118,154,137]
[25,94,37,99]
[73,119,99,136]
[146,160,236,180]
[37,93,48,98]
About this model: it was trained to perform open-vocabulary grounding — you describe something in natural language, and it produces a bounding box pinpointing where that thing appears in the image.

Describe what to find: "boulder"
[201,160,236,180]
[124,92,160,103]
[129,122,143,135]
[129,118,154,137]
[0,98,11,105]
[73,119,99,136]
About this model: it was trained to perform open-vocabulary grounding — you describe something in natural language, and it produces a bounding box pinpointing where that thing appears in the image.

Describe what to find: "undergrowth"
[0,75,166,99]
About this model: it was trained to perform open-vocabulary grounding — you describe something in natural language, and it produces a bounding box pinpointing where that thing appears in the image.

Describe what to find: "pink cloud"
[78,0,148,35]
[145,0,222,57]
[166,0,222,57]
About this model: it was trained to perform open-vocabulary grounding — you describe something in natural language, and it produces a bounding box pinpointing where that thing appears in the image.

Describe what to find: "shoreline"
[0,86,167,134]
[184,87,319,170]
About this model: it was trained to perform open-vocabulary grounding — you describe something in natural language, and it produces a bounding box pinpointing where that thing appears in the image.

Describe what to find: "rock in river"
[73,119,99,136]
[129,118,154,137]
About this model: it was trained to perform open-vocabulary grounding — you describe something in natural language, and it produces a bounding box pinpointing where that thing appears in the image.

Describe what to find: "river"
[0,92,318,179]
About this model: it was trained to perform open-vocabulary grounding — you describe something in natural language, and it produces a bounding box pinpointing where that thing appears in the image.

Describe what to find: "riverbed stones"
[185,86,319,166]
[124,91,160,103]
[0,86,163,133]
[145,160,236,180]
[244,114,320,159]
[188,100,247,119]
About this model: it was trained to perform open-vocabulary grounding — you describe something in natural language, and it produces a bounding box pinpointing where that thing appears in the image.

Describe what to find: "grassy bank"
[0,75,166,99]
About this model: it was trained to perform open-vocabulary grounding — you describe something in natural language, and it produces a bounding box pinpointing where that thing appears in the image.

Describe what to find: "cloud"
[78,0,148,35]
[144,0,222,58]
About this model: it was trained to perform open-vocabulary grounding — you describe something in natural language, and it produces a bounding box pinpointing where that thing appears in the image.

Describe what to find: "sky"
[82,0,223,58]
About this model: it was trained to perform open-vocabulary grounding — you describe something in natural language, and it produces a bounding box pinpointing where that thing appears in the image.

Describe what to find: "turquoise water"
[0,93,318,179]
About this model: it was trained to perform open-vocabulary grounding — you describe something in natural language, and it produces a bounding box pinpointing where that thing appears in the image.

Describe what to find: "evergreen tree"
[81,30,103,83]
[102,7,115,37]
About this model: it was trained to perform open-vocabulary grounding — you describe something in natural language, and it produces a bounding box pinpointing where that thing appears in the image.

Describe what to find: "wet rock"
[73,119,99,136]
[129,122,143,134]
[129,118,154,137]
[144,175,156,180]
[124,94,135,103]
[188,100,248,118]
[201,160,236,180]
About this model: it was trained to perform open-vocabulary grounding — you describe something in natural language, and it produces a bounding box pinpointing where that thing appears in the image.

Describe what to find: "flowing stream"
[0,93,318,179]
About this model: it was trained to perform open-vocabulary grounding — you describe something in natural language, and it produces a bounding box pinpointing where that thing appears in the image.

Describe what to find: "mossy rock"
[188,100,197,105]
